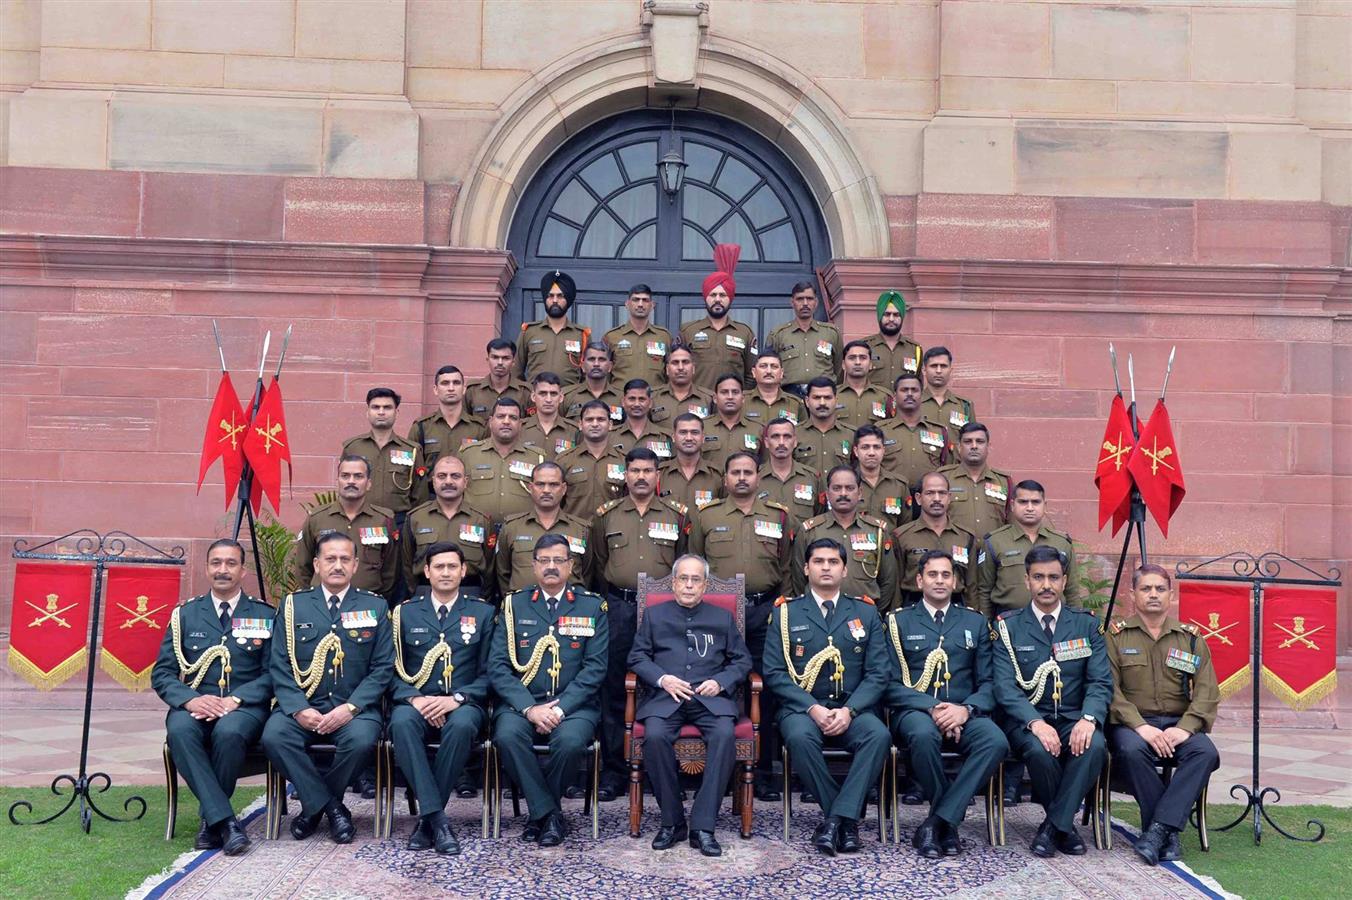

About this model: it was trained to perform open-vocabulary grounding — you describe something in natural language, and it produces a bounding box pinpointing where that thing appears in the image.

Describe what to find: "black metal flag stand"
[7,530,186,832]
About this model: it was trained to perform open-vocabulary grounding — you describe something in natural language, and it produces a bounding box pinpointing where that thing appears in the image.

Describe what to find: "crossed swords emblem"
[1098,431,1131,471]
[1275,615,1323,650]
[1188,611,1236,646]
[1139,436,1175,476]
[26,593,77,629]
[218,412,246,450]
[117,594,167,630]
[252,415,286,453]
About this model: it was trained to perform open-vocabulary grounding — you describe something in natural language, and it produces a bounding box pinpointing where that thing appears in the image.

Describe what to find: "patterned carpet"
[141,795,1220,899]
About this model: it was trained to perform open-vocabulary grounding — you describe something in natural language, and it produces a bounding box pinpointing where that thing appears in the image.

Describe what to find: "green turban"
[877,290,906,321]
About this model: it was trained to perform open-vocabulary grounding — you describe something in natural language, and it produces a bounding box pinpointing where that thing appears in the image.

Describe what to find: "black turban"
[541,270,576,307]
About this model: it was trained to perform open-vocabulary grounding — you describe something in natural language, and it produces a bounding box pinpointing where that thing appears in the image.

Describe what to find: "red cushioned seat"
[630,717,755,741]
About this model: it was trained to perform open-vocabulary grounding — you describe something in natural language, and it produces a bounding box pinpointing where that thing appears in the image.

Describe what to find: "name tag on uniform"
[1121,647,1141,655]
[649,522,680,542]
[509,460,536,478]
[459,523,486,544]
[557,616,595,637]
[950,410,969,427]
[646,340,666,357]
[744,434,759,450]
[794,483,814,502]
[359,527,389,545]
[884,497,903,515]
[606,463,625,481]
[1053,638,1091,662]
[920,430,944,448]
[1016,645,1035,652]
[790,624,809,633]
[848,618,866,640]
[232,617,272,639]
[564,340,582,353]
[816,340,832,357]
[726,335,746,350]
[417,527,435,535]
[694,490,714,509]
[871,402,887,418]
[754,519,782,540]
[341,610,379,629]
[1167,648,1201,674]
[410,626,430,634]
[850,533,877,551]
[390,448,415,466]
[906,634,926,641]
[567,535,587,555]
[984,483,1008,503]
[952,545,969,565]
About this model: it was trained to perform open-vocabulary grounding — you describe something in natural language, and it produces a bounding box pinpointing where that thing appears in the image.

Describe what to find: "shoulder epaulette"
[661,497,690,516]
[699,497,727,510]
[370,503,395,518]
[764,499,790,513]
[499,510,529,525]
[858,513,888,528]
[802,514,829,530]
[774,595,790,607]
[1069,606,1095,615]
[1109,619,1126,634]
[407,498,436,516]
[997,608,1020,620]
[1181,622,1199,635]
[596,497,624,516]
[855,595,875,606]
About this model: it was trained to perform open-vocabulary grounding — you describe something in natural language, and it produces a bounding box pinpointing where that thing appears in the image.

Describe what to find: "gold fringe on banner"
[1261,666,1337,712]
[99,650,153,693]
[1217,664,1251,701]
[6,646,87,691]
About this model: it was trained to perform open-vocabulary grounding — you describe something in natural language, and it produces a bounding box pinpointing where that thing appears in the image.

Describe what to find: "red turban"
[701,243,741,300]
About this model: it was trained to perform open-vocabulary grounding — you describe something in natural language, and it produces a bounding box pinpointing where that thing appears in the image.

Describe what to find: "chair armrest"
[624,672,637,728]
[749,672,762,724]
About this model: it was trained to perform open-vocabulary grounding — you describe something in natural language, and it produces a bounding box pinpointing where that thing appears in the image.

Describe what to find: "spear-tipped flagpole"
[272,324,292,380]
[1127,353,1139,434]
[1159,345,1176,401]
[1109,342,1121,396]
[231,331,271,542]
[211,320,227,373]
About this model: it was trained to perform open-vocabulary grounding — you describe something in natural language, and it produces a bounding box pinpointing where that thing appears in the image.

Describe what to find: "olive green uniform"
[879,418,950,490]
[515,320,590,386]
[743,391,807,428]
[608,422,674,461]
[790,513,900,614]
[459,441,544,527]
[519,416,578,461]
[688,498,792,598]
[793,422,854,478]
[863,334,922,392]
[465,377,533,420]
[658,457,723,512]
[764,319,842,387]
[975,522,1080,617]
[757,462,824,527]
[294,501,398,598]
[938,465,1012,541]
[835,384,893,431]
[649,385,713,424]
[400,500,494,593]
[561,382,625,422]
[493,510,593,597]
[858,472,914,531]
[920,390,976,446]
[408,409,487,502]
[555,443,627,522]
[679,317,757,391]
[603,322,672,386]
[701,416,762,471]
[893,519,976,605]
[341,432,420,516]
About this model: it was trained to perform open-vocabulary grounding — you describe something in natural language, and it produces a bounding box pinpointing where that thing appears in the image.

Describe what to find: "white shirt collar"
[324,585,352,605]
[432,592,460,616]
[810,589,842,616]
[210,591,243,617]
[1034,602,1063,633]
[922,598,952,623]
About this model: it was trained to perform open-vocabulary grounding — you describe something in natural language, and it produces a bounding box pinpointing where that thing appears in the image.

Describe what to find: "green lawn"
[0,785,264,900]
[1112,801,1347,900]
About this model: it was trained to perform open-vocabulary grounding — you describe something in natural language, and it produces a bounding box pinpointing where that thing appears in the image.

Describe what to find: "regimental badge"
[848,618,866,640]
[694,490,714,509]
[726,335,746,350]
[816,340,833,357]
[458,523,486,544]
[341,610,379,629]
[1166,648,1201,674]
[390,448,415,467]
[606,463,625,482]
[950,410,969,428]
[564,340,582,353]
[557,615,595,637]
[567,535,587,556]
[794,483,814,502]
[509,460,536,479]
[648,522,680,542]
[952,545,969,565]
[359,526,389,546]
[646,340,666,357]
[1052,638,1091,662]
[984,483,1008,503]
[754,519,783,540]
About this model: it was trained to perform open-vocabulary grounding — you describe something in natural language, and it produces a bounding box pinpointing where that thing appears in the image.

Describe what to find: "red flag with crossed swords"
[1094,393,1136,535]
[7,562,95,690]
[1178,581,1251,700]
[242,377,292,514]
[1125,399,1186,537]
[196,373,248,507]
[99,566,182,692]
[1261,586,1338,711]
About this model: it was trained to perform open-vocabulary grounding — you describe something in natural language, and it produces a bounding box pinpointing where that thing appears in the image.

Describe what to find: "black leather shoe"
[1161,828,1183,862]
[596,784,619,803]
[407,819,433,851]
[911,816,942,859]
[754,780,781,802]
[563,785,585,800]
[812,818,840,856]
[1003,785,1022,807]
[1030,819,1057,858]
[651,823,688,850]
[538,810,568,847]
[1055,824,1087,856]
[355,773,377,801]
[290,811,321,841]
[220,817,250,856]
[433,821,460,855]
[1133,821,1170,866]
[836,818,862,853]
[455,775,477,799]
[195,818,223,850]
[938,820,962,857]
[326,803,356,844]
[902,786,925,805]
[520,818,544,843]
[801,788,817,804]
[689,830,722,857]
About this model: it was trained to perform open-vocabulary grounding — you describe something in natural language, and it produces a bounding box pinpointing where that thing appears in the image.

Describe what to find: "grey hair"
[671,554,709,580]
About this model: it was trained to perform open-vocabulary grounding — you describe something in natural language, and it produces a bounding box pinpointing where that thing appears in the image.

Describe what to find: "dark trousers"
[1109,716,1219,831]
[642,703,735,832]
[493,709,594,821]
[745,595,779,779]
[389,702,485,818]
[1006,716,1106,833]
[780,711,889,822]
[600,590,638,787]
[260,710,381,818]
[166,707,266,826]
[892,711,1007,826]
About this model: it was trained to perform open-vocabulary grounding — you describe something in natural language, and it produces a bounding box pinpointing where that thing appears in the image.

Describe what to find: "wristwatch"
[1081,713,1097,725]
[346,703,359,715]
[452,692,466,704]
[964,703,978,718]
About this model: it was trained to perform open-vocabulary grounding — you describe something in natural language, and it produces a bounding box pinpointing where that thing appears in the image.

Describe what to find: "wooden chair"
[491,737,601,839]
[161,742,272,840]
[623,571,761,839]
[886,738,999,846]
[263,738,394,840]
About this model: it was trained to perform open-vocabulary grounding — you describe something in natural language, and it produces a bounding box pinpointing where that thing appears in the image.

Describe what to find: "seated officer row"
[156,533,1218,866]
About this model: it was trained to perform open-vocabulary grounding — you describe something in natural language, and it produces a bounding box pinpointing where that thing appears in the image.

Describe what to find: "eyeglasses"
[533,557,572,566]
[674,575,705,585]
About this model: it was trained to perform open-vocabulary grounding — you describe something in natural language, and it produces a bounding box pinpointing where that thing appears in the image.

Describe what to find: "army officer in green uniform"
[152,538,274,856]
[975,479,1079,617]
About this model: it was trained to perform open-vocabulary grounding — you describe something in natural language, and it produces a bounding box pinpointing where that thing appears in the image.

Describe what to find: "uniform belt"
[607,587,639,603]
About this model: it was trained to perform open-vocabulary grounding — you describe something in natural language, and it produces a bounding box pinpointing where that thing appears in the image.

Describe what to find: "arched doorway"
[504,110,831,339]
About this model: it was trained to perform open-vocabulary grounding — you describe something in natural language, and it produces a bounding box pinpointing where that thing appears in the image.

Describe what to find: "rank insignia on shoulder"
[997,609,1019,620]
[774,595,789,607]
[1109,619,1125,634]
[859,596,876,606]
[1181,622,1199,635]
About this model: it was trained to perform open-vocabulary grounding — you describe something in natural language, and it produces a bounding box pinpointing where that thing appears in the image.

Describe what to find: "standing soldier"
[743,349,808,427]
[880,371,950,489]
[764,538,891,857]
[262,533,394,844]
[759,417,823,528]
[562,342,624,423]
[389,542,495,855]
[993,546,1112,859]
[341,388,420,529]
[401,455,494,597]
[459,398,544,528]
[792,466,899,614]
[609,379,673,460]
[467,339,533,419]
[516,270,589,386]
[894,472,976,609]
[938,422,1013,541]
[794,377,854,478]
[519,372,577,461]
[489,535,608,845]
[853,425,913,531]
[555,400,627,522]
[604,284,671,386]
[650,343,714,424]
[765,281,841,397]
[702,373,762,471]
[295,455,397,600]
[680,244,757,390]
[836,340,894,430]
[590,448,695,800]
[920,346,976,446]
[494,461,592,597]
[659,412,723,512]
[1107,565,1220,866]
[408,365,487,502]
[864,290,922,392]
[152,539,273,856]
[975,480,1079,618]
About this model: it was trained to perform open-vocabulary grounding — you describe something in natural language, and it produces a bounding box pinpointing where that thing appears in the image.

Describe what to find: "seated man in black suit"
[628,554,752,856]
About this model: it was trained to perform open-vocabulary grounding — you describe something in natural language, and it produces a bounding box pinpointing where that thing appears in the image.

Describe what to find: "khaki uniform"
[892,518,976,601]
[879,418,950,490]
[835,384,894,431]
[658,457,723,512]
[590,496,693,591]
[765,319,842,387]
[649,385,713,424]
[608,422,674,461]
[465,377,533,420]
[757,462,823,527]
[679,317,757,391]
[939,464,1012,540]
[792,421,854,478]
[399,500,494,591]
[863,333,922,392]
[858,472,914,530]
[294,500,398,598]
[556,443,628,521]
[688,498,792,597]
[407,409,487,502]
[603,322,672,386]
[492,510,593,597]
[515,319,590,386]
[458,441,543,526]
[701,416,762,471]
[340,432,419,516]
[561,382,625,423]
[790,513,899,614]
[920,390,976,446]
[743,391,807,428]
[518,416,578,461]
[974,521,1079,617]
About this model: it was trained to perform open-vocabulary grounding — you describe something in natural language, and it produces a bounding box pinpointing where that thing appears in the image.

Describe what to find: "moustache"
[543,569,560,578]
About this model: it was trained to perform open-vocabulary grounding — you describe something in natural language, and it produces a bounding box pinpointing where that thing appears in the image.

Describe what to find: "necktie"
[934,609,944,631]
[547,596,559,618]
[329,595,341,622]
[1042,613,1055,644]
[219,602,231,632]
[437,604,448,625]
[822,599,835,621]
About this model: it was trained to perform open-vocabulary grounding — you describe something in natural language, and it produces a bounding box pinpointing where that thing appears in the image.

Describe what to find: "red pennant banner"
[7,563,94,690]
[1094,393,1135,535]
[197,372,248,507]
[1178,581,1251,700]
[99,566,182,692]
[1261,586,1338,711]
[242,377,292,515]
[1125,399,1186,537]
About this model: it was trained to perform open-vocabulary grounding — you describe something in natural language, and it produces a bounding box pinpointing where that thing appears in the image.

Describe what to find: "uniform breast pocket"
[778,344,803,363]
[612,341,635,360]
[1116,655,1150,692]
[469,467,497,486]
[703,530,736,560]
[606,531,629,551]
[904,642,928,656]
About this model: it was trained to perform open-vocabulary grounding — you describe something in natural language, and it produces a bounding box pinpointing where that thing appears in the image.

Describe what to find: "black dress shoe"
[196,818,223,850]
[290,811,322,841]
[1055,824,1087,856]
[1002,785,1022,807]
[911,816,942,859]
[596,784,619,803]
[407,819,433,851]
[1161,828,1183,862]
[801,789,817,804]
[689,830,722,857]
[326,803,356,844]
[812,818,840,856]
[455,775,477,799]
[902,786,925,805]
[1132,821,1170,866]
[356,774,377,801]
[836,818,862,854]
[652,823,689,850]
[520,818,544,843]
[754,781,781,802]
[538,810,568,847]
[433,821,460,855]
[1030,819,1057,858]
[563,785,585,800]
[220,817,250,856]
[938,821,962,857]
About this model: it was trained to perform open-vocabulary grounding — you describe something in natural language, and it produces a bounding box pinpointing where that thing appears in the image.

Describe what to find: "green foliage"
[253,512,301,601]
[301,490,337,513]
[1073,540,1114,614]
